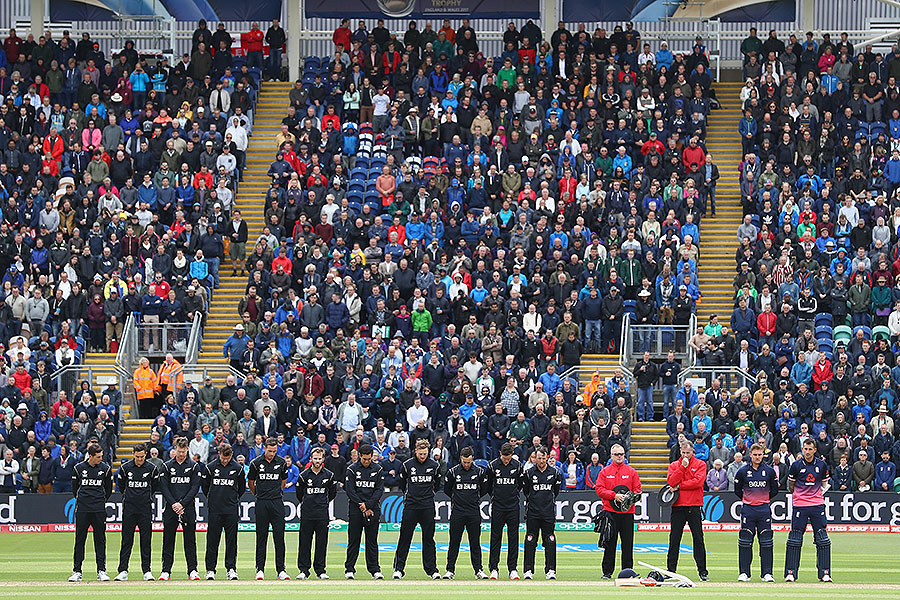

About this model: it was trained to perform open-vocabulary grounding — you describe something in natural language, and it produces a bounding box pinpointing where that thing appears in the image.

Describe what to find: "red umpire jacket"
[595,461,642,514]
[666,455,706,507]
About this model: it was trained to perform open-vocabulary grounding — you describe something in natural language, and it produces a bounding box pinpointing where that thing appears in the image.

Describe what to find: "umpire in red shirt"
[666,441,708,580]
[595,443,641,579]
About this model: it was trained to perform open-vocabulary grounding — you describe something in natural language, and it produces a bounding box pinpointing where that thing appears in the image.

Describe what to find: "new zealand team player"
[393,439,442,580]
[201,443,245,580]
[115,443,159,581]
[248,437,290,580]
[344,444,385,579]
[69,443,114,582]
[784,439,832,582]
[443,446,487,579]
[522,447,562,580]
[295,447,337,579]
[485,442,524,580]
[158,436,202,581]
[733,442,779,582]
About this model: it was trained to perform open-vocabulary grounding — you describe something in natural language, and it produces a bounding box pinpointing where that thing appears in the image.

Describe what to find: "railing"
[116,313,138,374]
[678,365,755,394]
[184,313,203,365]
[136,320,193,358]
[50,364,132,430]
[621,313,697,366]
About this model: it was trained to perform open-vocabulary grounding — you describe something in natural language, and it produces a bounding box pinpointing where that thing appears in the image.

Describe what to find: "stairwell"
[81,352,135,469]
[623,82,746,487]
[201,82,292,364]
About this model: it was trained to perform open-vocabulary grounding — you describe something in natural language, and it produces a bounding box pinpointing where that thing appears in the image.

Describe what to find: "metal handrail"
[678,365,755,393]
[185,312,203,365]
[116,313,137,373]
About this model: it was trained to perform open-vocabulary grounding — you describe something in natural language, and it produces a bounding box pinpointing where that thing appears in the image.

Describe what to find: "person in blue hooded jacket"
[776,408,797,436]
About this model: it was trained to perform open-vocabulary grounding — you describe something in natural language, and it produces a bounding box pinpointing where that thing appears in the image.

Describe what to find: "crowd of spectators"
[202,16,724,492]
[0,18,290,491]
[691,27,900,492]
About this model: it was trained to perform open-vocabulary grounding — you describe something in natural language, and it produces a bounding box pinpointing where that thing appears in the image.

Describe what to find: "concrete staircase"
[629,422,670,487]
[697,81,745,326]
[200,82,292,364]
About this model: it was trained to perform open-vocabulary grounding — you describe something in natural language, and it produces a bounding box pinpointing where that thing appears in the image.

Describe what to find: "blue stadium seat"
[815,313,833,327]
[348,179,365,192]
[815,326,833,340]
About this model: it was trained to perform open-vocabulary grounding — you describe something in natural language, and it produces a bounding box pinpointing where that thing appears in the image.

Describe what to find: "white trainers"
[523,571,534,580]
[785,574,795,582]
[143,572,154,581]
[762,574,775,582]
[68,572,82,582]
[430,572,441,580]
[158,572,170,581]
[546,570,557,580]
[345,571,355,579]
[476,570,487,580]
[373,572,384,580]
[443,571,454,579]
[228,569,239,580]
[256,570,265,580]
[821,574,833,583]
[392,570,403,579]
[509,570,520,580]
[296,572,307,580]
[277,571,289,581]
[114,571,128,581]
[318,573,329,580]
[188,570,200,581]
[206,571,215,580]
[738,573,750,582]
[98,571,110,582]
[489,570,498,580]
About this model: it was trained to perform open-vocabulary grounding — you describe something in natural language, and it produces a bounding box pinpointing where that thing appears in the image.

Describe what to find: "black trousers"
[206,512,239,572]
[298,518,329,576]
[345,508,380,574]
[602,511,635,576]
[489,507,520,572]
[118,506,152,573]
[393,505,437,575]
[667,505,707,576]
[73,511,106,572]
[446,512,482,573]
[523,517,555,574]
[161,509,198,574]
[255,498,286,572]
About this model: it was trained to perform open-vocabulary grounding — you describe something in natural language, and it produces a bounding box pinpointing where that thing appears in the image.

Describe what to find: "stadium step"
[627,422,671,487]
[202,82,290,357]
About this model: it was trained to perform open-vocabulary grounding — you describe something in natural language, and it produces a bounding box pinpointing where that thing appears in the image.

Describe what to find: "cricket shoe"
[737,573,750,582]
[114,572,128,582]
[97,571,110,582]
[68,572,82,582]
[189,571,201,580]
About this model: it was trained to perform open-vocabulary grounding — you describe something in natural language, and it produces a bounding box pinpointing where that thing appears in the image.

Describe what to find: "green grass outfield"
[1,530,898,598]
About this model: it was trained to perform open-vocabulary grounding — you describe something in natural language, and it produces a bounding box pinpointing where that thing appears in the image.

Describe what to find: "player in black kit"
[114,443,159,581]
[344,444,384,579]
[158,436,202,581]
[393,439,442,580]
[522,447,562,580]
[248,437,289,580]
[443,446,488,579]
[201,443,245,580]
[295,447,337,579]
[69,443,113,582]
[485,442,524,580]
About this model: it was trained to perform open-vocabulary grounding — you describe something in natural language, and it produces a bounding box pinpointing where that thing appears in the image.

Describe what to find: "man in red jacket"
[666,441,708,580]
[595,444,641,579]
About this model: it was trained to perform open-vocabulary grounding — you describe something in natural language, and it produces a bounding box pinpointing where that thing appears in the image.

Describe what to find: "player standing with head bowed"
[296,447,337,579]
[485,442,524,580]
[248,436,290,580]
[443,446,488,579]
[158,436,202,581]
[784,438,832,582]
[115,443,159,581]
[201,443,245,580]
[733,442,779,582]
[344,443,385,579]
[69,443,113,582]
[393,439,442,580]
[522,446,562,580]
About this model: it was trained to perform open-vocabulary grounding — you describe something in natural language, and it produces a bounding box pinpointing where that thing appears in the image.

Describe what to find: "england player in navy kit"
[733,442,779,582]
[785,438,832,582]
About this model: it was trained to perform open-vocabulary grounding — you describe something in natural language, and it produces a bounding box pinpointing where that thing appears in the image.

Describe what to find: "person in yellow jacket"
[157,353,183,402]
[133,357,160,418]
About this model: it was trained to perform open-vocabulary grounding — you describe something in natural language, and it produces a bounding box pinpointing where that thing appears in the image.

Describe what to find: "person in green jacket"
[872,276,892,326]
[848,274,872,327]
[411,300,433,346]
[704,314,723,338]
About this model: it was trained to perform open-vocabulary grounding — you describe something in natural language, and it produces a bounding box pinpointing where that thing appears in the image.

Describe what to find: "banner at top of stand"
[305,0,541,20]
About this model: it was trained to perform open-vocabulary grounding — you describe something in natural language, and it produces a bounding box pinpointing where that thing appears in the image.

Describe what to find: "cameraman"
[594,443,641,579]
